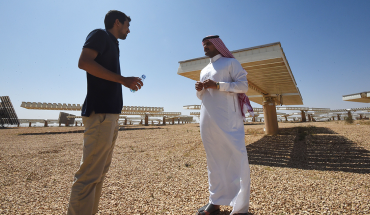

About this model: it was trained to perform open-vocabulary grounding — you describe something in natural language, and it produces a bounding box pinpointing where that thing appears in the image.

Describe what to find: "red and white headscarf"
[202,35,234,58]
[202,35,254,118]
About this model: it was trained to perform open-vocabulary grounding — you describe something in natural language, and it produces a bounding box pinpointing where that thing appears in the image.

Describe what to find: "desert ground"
[1,121,369,214]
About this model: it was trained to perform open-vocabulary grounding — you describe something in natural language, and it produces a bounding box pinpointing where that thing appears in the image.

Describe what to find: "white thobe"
[197,54,250,214]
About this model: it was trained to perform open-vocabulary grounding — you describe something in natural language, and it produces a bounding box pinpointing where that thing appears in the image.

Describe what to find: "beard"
[120,34,127,40]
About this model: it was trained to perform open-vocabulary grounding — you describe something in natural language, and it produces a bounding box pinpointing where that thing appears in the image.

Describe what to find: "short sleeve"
[83,29,107,55]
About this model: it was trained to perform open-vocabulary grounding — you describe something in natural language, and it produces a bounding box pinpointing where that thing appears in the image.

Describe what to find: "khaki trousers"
[67,111,119,215]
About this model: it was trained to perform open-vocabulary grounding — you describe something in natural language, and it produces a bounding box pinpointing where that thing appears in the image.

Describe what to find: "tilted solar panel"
[0,96,19,127]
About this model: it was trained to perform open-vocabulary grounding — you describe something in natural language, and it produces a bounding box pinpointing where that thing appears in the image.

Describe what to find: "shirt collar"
[106,29,119,45]
[210,54,222,63]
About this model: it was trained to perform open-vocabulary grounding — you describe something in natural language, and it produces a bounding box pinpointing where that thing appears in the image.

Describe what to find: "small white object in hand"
[130,74,146,93]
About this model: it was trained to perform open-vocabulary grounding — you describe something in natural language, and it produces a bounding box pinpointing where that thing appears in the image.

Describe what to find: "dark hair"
[104,10,131,29]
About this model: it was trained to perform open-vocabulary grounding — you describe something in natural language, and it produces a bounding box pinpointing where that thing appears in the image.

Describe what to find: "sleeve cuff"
[218,82,227,91]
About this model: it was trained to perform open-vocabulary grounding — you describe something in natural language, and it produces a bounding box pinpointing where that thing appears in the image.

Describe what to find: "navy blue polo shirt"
[81,29,123,117]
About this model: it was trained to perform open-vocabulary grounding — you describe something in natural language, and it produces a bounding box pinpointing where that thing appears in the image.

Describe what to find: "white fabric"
[197,54,251,214]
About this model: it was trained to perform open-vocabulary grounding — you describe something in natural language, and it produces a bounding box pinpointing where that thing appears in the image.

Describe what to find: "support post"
[307,114,311,122]
[172,118,175,125]
[29,122,32,127]
[263,96,278,135]
[44,120,48,127]
[145,114,149,126]
[337,114,341,120]
[163,116,166,125]
[301,110,307,122]
[347,110,353,121]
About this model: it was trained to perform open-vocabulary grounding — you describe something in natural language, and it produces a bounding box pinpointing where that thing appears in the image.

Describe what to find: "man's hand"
[203,79,217,89]
[195,81,204,91]
[121,77,143,91]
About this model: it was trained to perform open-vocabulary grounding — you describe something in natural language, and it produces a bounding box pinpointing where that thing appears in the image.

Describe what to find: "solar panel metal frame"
[0,96,19,126]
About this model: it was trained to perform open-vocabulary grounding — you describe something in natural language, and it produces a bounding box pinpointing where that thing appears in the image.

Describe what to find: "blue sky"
[1,0,369,120]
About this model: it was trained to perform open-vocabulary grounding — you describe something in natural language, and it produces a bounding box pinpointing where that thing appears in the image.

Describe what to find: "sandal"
[196,203,220,215]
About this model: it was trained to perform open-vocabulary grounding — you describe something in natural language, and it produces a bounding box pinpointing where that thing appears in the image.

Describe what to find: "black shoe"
[196,203,220,215]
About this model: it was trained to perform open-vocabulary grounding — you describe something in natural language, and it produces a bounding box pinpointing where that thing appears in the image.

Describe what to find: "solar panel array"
[0,96,19,127]
[21,102,164,113]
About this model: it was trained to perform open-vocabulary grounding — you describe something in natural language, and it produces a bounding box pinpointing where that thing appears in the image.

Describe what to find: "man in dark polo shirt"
[67,10,143,215]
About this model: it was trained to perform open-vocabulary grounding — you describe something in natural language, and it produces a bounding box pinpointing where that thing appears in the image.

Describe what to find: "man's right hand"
[195,81,204,91]
[121,77,144,91]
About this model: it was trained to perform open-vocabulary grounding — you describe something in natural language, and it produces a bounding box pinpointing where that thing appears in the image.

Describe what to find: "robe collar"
[210,54,222,63]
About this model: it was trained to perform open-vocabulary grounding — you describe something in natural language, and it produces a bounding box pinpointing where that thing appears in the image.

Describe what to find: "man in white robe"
[195,35,251,215]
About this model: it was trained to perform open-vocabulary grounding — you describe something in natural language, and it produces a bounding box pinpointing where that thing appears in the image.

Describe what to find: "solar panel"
[0,96,19,127]
[177,42,303,105]
[343,91,370,103]
[58,112,76,126]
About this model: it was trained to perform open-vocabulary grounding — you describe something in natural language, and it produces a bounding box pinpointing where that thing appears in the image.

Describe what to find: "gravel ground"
[0,121,369,214]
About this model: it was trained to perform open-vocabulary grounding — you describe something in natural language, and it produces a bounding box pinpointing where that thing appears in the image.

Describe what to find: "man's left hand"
[203,79,217,89]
